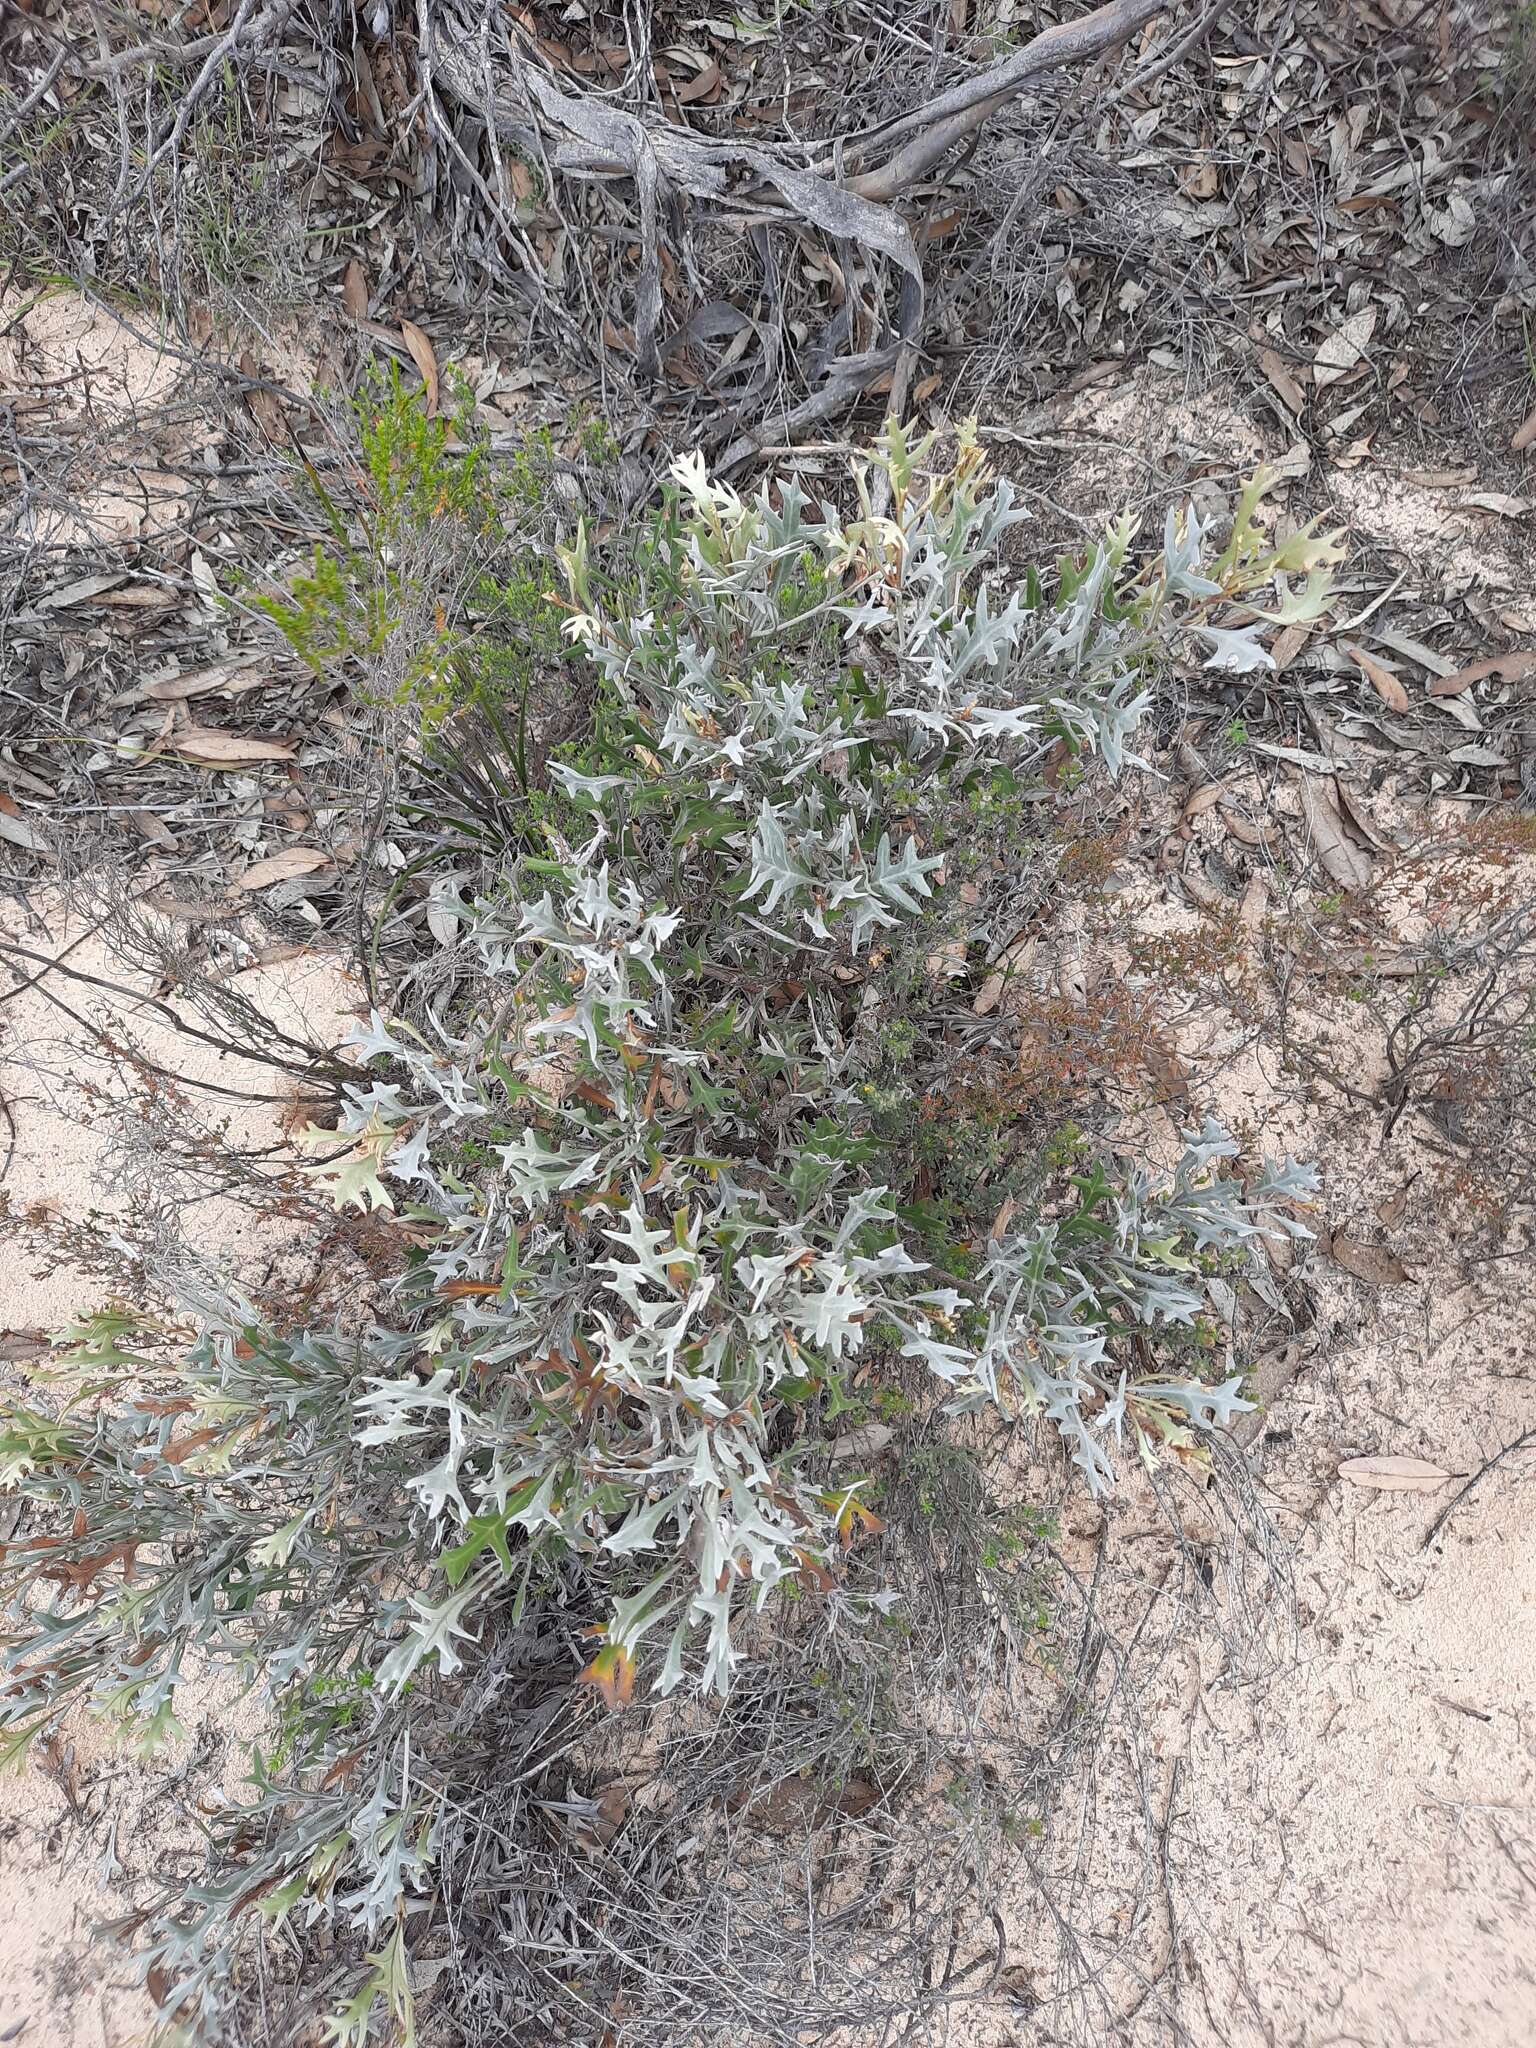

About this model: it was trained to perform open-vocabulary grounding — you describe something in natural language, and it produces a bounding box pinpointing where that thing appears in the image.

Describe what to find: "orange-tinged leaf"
[400,318,440,417]
[828,1493,885,1546]
[580,1641,635,1709]
[342,259,369,320]
[1344,643,1409,713]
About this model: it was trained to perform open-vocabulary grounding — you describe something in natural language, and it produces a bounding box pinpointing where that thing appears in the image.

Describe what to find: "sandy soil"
[1143,1032,1534,2048]
[0,897,360,2047]
[942,821,1536,2046]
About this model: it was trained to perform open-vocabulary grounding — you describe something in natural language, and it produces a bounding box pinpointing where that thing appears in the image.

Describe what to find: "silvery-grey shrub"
[0,427,1333,2044]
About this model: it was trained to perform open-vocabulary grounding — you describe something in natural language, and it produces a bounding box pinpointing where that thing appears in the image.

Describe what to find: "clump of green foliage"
[0,422,1336,2046]
[254,370,629,736]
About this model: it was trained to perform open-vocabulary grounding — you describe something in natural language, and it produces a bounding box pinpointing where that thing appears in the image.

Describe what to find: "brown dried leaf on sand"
[1428,650,1536,697]
[1298,778,1373,891]
[1328,1227,1410,1287]
[171,729,297,767]
[1345,642,1409,713]
[400,318,440,417]
[233,848,333,893]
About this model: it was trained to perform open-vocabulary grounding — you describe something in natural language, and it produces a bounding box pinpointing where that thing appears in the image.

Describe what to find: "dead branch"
[425,0,1170,450]
[833,0,1168,201]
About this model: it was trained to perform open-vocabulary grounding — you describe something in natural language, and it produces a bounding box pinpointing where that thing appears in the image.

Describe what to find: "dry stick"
[0,935,352,1082]
[1421,1425,1536,1552]
[23,14,229,80]
[1100,0,1236,108]
[140,0,290,185]
[0,43,69,198]
[6,966,311,1106]
[91,3,136,215]
[715,344,902,475]
[837,0,1170,200]
[0,42,66,143]
[865,136,989,520]
[425,2,1173,463]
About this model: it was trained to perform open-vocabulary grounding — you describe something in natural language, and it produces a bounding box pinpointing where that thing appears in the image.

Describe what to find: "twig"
[1102,0,1236,108]
[837,0,1168,200]
[1421,1426,1536,1551]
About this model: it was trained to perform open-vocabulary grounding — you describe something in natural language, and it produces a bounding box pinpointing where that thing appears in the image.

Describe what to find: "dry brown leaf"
[1513,404,1536,455]
[172,729,296,767]
[128,809,178,850]
[1238,872,1268,928]
[826,1423,894,1466]
[245,942,313,970]
[1298,779,1372,891]
[1328,1228,1410,1287]
[837,1775,880,1820]
[144,661,262,703]
[1337,1455,1450,1493]
[342,260,369,320]
[1344,642,1409,713]
[1258,347,1305,415]
[1282,134,1313,176]
[972,930,1034,1017]
[1314,307,1377,390]
[1270,622,1312,673]
[400,319,439,417]
[233,847,332,893]
[1218,805,1279,851]
[1427,649,1536,696]
[239,350,287,440]
[1331,780,1391,852]
[1183,780,1230,821]
[674,56,720,102]
[1375,1186,1411,1230]
[0,1332,51,1364]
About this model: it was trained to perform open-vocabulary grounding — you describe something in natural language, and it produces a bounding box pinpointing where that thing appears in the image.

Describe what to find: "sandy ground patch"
[0,891,360,2046]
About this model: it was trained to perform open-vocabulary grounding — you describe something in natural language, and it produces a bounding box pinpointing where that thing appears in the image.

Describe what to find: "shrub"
[0,423,1331,2043]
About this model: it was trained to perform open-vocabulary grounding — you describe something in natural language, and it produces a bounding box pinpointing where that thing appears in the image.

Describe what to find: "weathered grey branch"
[836,0,1169,200]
